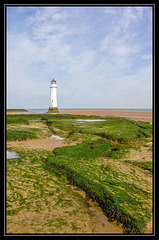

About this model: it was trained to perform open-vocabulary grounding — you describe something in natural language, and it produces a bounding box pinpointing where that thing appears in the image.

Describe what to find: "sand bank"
[59,110,152,123]
[7,111,39,115]
[7,137,66,150]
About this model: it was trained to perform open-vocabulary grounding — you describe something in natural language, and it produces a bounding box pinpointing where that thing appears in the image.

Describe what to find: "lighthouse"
[48,78,59,113]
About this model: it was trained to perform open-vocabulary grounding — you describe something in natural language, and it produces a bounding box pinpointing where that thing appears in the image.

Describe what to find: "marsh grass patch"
[46,139,152,233]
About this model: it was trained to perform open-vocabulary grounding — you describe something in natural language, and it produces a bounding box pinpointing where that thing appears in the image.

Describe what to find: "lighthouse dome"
[51,78,56,83]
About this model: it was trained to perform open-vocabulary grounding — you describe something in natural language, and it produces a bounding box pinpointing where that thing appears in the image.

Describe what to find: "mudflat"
[6,111,153,234]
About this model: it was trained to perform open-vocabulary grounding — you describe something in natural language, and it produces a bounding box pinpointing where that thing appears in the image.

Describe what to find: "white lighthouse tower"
[48,78,59,113]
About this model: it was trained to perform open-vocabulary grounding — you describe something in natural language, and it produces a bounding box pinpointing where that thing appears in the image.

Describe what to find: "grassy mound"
[7,129,39,141]
[42,115,152,144]
[45,140,152,233]
[6,114,52,141]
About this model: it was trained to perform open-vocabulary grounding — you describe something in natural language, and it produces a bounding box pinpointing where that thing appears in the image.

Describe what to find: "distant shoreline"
[7,109,28,112]
[6,108,152,113]
[28,108,152,112]
[7,109,152,123]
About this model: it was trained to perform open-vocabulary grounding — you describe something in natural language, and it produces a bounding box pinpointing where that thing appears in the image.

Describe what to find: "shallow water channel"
[71,185,123,233]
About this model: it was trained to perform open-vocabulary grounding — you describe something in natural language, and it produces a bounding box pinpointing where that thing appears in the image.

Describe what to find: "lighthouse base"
[47,107,59,113]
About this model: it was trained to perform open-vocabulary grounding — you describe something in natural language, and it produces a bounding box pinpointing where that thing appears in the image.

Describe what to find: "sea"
[27,108,152,114]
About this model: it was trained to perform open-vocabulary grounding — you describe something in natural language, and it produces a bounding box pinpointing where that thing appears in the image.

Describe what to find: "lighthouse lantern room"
[48,78,59,113]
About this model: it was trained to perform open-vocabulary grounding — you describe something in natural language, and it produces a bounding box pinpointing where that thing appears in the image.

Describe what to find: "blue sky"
[6,5,153,109]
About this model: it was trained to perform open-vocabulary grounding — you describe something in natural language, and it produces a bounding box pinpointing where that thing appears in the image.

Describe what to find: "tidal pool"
[76,119,107,123]
[7,151,19,159]
[50,135,65,140]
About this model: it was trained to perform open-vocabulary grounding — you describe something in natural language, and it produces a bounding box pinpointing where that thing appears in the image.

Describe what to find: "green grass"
[43,115,152,144]
[6,114,53,141]
[7,116,29,125]
[125,160,152,173]
[7,114,152,144]
[7,129,39,141]
[6,147,101,234]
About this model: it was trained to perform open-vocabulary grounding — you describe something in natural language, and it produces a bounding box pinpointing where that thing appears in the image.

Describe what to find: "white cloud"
[103,7,117,14]
[101,7,144,50]
[112,44,142,57]
[141,54,152,60]
[27,7,66,24]
[100,6,151,85]
[135,6,143,18]
[94,65,152,108]
[114,7,143,34]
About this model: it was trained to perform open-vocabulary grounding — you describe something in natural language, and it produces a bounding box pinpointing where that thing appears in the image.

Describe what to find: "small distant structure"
[48,78,59,113]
